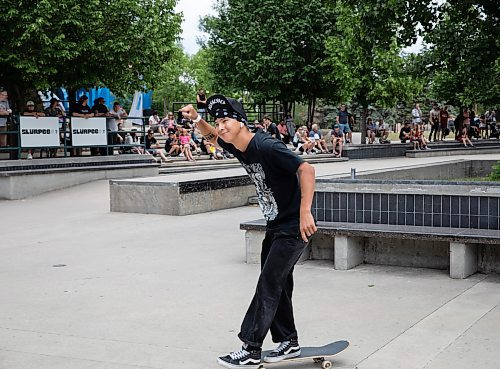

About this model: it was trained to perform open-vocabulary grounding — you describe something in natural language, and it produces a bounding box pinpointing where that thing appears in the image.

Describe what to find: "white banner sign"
[71,118,107,146]
[20,117,60,148]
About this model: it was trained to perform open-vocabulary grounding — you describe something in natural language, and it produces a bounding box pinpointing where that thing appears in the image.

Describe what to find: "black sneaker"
[217,347,261,369]
[263,338,301,363]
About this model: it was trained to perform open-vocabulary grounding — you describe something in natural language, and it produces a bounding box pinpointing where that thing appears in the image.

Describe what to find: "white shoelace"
[273,341,290,353]
[230,349,250,360]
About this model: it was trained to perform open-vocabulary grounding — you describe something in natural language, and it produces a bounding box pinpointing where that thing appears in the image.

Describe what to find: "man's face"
[340,105,346,111]
[416,104,420,109]
[0,92,7,101]
[215,117,242,142]
[27,105,34,111]
[114,104,121,110]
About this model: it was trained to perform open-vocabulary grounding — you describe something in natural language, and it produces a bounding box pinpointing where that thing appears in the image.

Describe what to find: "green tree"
[201,0,338,122]
[0,0,181,109]
[418,1,499,108]
[323,0,424,143]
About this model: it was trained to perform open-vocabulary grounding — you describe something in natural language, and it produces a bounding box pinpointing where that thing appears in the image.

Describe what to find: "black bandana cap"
[206,94,248,125]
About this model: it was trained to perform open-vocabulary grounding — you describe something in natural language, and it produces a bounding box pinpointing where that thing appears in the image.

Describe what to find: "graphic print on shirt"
[242,162,278,221]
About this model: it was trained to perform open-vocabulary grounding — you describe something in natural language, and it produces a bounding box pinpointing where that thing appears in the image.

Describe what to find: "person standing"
[336,104,352,144]
[180,95,316,369]
[196,89,207,119]
[439,106,449,141]
[23,101,46,159]
[411,103,422,125]
[428,104,440,142]
[0,91,12,147]
[72,95,94,156]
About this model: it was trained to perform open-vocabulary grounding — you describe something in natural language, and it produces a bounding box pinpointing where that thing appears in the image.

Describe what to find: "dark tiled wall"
[313,192,500,230]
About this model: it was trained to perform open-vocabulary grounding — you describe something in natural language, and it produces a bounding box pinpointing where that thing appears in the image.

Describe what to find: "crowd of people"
[0,89,499,160]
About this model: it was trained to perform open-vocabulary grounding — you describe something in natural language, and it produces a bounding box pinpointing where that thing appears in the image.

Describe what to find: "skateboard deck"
[260,340,349,369]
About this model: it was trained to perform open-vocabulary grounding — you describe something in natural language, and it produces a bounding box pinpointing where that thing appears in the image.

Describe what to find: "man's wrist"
[193,114,202,124]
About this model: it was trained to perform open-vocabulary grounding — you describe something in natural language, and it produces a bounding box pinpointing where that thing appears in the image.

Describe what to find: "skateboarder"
[180,96,317,368]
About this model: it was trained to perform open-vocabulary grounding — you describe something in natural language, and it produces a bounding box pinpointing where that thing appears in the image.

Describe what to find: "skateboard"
[260,340,349,369]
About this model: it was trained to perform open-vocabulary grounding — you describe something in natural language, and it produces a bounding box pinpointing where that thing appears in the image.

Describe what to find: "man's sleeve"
[263,140,303,175]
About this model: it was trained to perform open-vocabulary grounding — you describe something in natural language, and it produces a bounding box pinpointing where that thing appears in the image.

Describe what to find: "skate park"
[1,149,500,369]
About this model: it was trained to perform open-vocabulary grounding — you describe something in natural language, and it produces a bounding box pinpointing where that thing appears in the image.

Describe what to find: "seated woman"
[124,130,144,154]
[366,118,376,144]
[456,126,474,147]
[292,126,311,155]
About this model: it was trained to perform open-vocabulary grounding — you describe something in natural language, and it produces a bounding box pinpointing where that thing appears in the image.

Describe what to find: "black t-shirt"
[218,130,305,231]
[144,135,157,150]
[267,122,281,140]
[91,103,109,114]
[399,126,411,138]
[74,103,92,115]
[197,94,206,109]
[165,137,176,150]
[338,111,350,125]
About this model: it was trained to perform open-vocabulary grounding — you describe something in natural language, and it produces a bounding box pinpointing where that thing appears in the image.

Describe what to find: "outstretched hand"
[300,211,317,242]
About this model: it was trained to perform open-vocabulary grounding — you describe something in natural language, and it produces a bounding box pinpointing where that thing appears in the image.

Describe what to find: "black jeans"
[238,230,308,347]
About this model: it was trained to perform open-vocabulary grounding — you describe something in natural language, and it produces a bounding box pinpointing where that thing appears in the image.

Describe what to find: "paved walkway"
[1,155,500,369]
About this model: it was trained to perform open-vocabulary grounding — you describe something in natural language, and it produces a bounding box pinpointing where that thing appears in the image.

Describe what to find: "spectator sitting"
[164,131,180,156]
[300,125,315,155]
[143,129,169,162]
[262,115,280,139]
[456,126,474,147]
[309,124,327,153]
[278,120,290,144]
[162,112,177,132]
[107,102,127,155]
[330,124,344,157]
[179,128,195,162]
[23,100,46,160]
[124,129,144,154]
[399,122,412,143]
[366,118,376,144]
[376,118,390,143]
[413,123,430,150]
[148,110,166,136]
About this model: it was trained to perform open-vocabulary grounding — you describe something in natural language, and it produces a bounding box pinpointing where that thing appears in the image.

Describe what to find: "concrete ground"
[1,156,500,369]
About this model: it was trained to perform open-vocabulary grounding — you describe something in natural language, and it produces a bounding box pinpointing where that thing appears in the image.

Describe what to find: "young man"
[336,104,352,144]
[428,104,440,142]
[180,95,316,369]
[262,115,281,140]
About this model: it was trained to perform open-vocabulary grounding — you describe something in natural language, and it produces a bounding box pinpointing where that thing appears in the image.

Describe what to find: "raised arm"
[297,162,317,242]
[180,104,218,145]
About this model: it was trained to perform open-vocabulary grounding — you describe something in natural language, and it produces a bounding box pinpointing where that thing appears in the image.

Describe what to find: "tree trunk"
[361,107,368,144]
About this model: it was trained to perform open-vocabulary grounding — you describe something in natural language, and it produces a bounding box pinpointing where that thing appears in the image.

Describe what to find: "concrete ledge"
[110,173,256,215]
[0,155,158,200]
[406,146,500,158]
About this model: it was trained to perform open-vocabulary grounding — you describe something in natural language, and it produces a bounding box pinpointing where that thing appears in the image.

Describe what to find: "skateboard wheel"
[322,361,332,369]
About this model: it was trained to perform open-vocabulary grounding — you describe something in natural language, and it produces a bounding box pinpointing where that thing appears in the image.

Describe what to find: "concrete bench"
[240,219,500,279]
[406,144,500,158]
